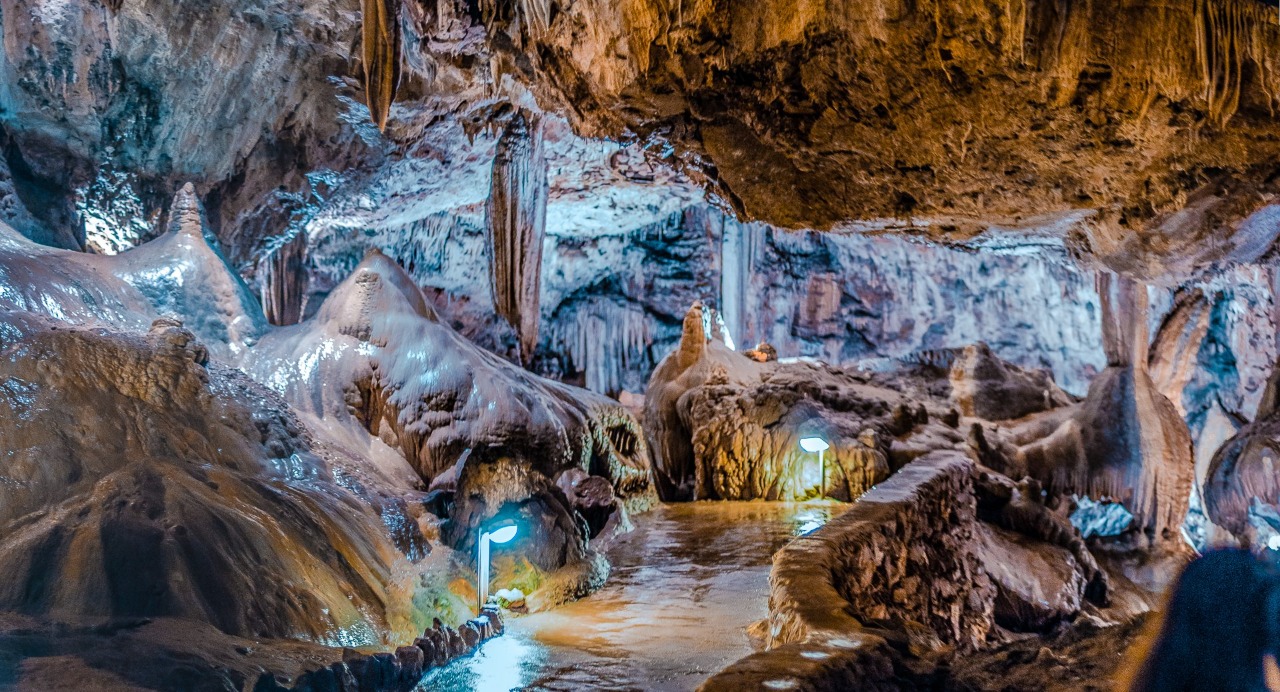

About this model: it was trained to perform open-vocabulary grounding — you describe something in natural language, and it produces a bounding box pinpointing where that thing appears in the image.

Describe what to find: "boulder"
[973,524,1086,632]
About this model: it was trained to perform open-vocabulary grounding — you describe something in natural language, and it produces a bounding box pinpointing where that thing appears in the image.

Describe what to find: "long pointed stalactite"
[361,0,402,130]
[486,109,548,366]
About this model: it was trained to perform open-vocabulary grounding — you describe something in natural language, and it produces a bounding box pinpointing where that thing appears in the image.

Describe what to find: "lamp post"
[477,522,518,612]
[799,436,830,498]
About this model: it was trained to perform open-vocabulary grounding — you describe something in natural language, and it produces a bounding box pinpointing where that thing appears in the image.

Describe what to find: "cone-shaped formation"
[245,251,654,595]
[0,315,427,644]
[646,301,910,501]
[110,183,268,360]
[486,110,548,366]
[361,0,401,130]
[0,185,266,361]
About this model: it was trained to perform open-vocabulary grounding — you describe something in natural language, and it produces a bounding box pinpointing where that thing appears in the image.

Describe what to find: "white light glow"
[799,437,830,453]
[488,525,518,544]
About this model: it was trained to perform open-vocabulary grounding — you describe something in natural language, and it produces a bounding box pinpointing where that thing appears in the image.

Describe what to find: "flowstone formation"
[1205,358,1280,545]
[245,248,655,604]
[0,183,654,686]
[996,274,1195,545]
[10,0,1280,688]
[644,301,1089,508]
[0,315,428,644]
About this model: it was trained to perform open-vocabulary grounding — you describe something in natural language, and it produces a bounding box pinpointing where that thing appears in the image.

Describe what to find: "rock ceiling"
[4,0,1280,283]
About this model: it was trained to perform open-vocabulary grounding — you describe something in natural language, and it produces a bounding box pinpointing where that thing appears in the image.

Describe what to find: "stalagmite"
[1205,351,1280,542]
[361,0,401,130]
[486,110,548,366]
[1018,273,1194,543]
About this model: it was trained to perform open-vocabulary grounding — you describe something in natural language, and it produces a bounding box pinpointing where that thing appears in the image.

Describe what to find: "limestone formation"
[486,110,549,366]
[949,342,1073,421]
[645,301,899,501]
[1204,364,1280,542]
[0,315,432,644]
[361,0,401,131]
[6,1,1280,689]
[1012,274,1195,544]
[244,250,653,600]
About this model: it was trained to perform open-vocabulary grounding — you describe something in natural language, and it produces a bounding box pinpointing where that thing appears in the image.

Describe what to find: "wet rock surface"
[0,315,426,642]
[243,248,655,599]
[975,524,1087,633]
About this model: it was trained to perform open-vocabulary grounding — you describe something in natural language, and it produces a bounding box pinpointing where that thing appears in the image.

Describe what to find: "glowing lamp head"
[799,437,830,453]
[487,525,518,544]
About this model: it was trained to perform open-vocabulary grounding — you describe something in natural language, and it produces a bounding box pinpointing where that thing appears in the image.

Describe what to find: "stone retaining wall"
[253,607,504,692]
[702,451,993,691]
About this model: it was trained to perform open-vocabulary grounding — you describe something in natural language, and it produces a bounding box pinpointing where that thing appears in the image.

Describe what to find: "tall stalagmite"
[1020,273,1194,543]
[487,110,549,365]
[361,0,401,130]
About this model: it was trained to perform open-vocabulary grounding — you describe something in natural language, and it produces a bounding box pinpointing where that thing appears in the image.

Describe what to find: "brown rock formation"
[1148,287,1213,417]
[0,315,430,643]
[703,452,1121,690]
[361,0,401,131]
[1015,273,1194,543]
[645,301,894,501]
[453,0,1280,243]
[949,341,1073,420]
[1204,362,1280,542]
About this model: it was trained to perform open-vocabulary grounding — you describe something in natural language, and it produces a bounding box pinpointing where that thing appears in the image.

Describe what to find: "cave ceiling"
[3,0,1280,282]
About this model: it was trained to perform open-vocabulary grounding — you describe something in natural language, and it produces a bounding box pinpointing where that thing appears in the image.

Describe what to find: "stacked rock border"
[254,606,505,692]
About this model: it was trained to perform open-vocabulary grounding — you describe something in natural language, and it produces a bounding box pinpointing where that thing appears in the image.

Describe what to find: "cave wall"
[302,199,1111,396]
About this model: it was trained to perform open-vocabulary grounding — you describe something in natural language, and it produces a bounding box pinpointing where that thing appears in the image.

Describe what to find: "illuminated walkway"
[421,502,844,691]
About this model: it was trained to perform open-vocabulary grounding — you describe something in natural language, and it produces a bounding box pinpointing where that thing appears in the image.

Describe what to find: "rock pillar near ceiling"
[361,0,401,130]
[486,110,548,366]
[1078,272,1194,543]
[260,232,308,326]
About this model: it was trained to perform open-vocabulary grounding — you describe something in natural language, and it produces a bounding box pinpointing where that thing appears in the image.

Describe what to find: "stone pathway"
[421,502,844,691]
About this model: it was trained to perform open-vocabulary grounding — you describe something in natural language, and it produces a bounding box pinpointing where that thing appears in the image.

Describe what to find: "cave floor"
[422,501,846,692]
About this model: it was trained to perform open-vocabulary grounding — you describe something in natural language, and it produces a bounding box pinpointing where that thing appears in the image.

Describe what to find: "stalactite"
[478,0,553,44]
[361,0,402,131]
[718,217,760,350]
[1193,0,1276,125]
[549,298,651,395]
[260,232,309,326]
[486,110,548,366]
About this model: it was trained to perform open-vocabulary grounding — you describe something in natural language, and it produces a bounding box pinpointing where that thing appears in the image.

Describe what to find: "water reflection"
[425,502,846,691]
[420,629,545,691]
